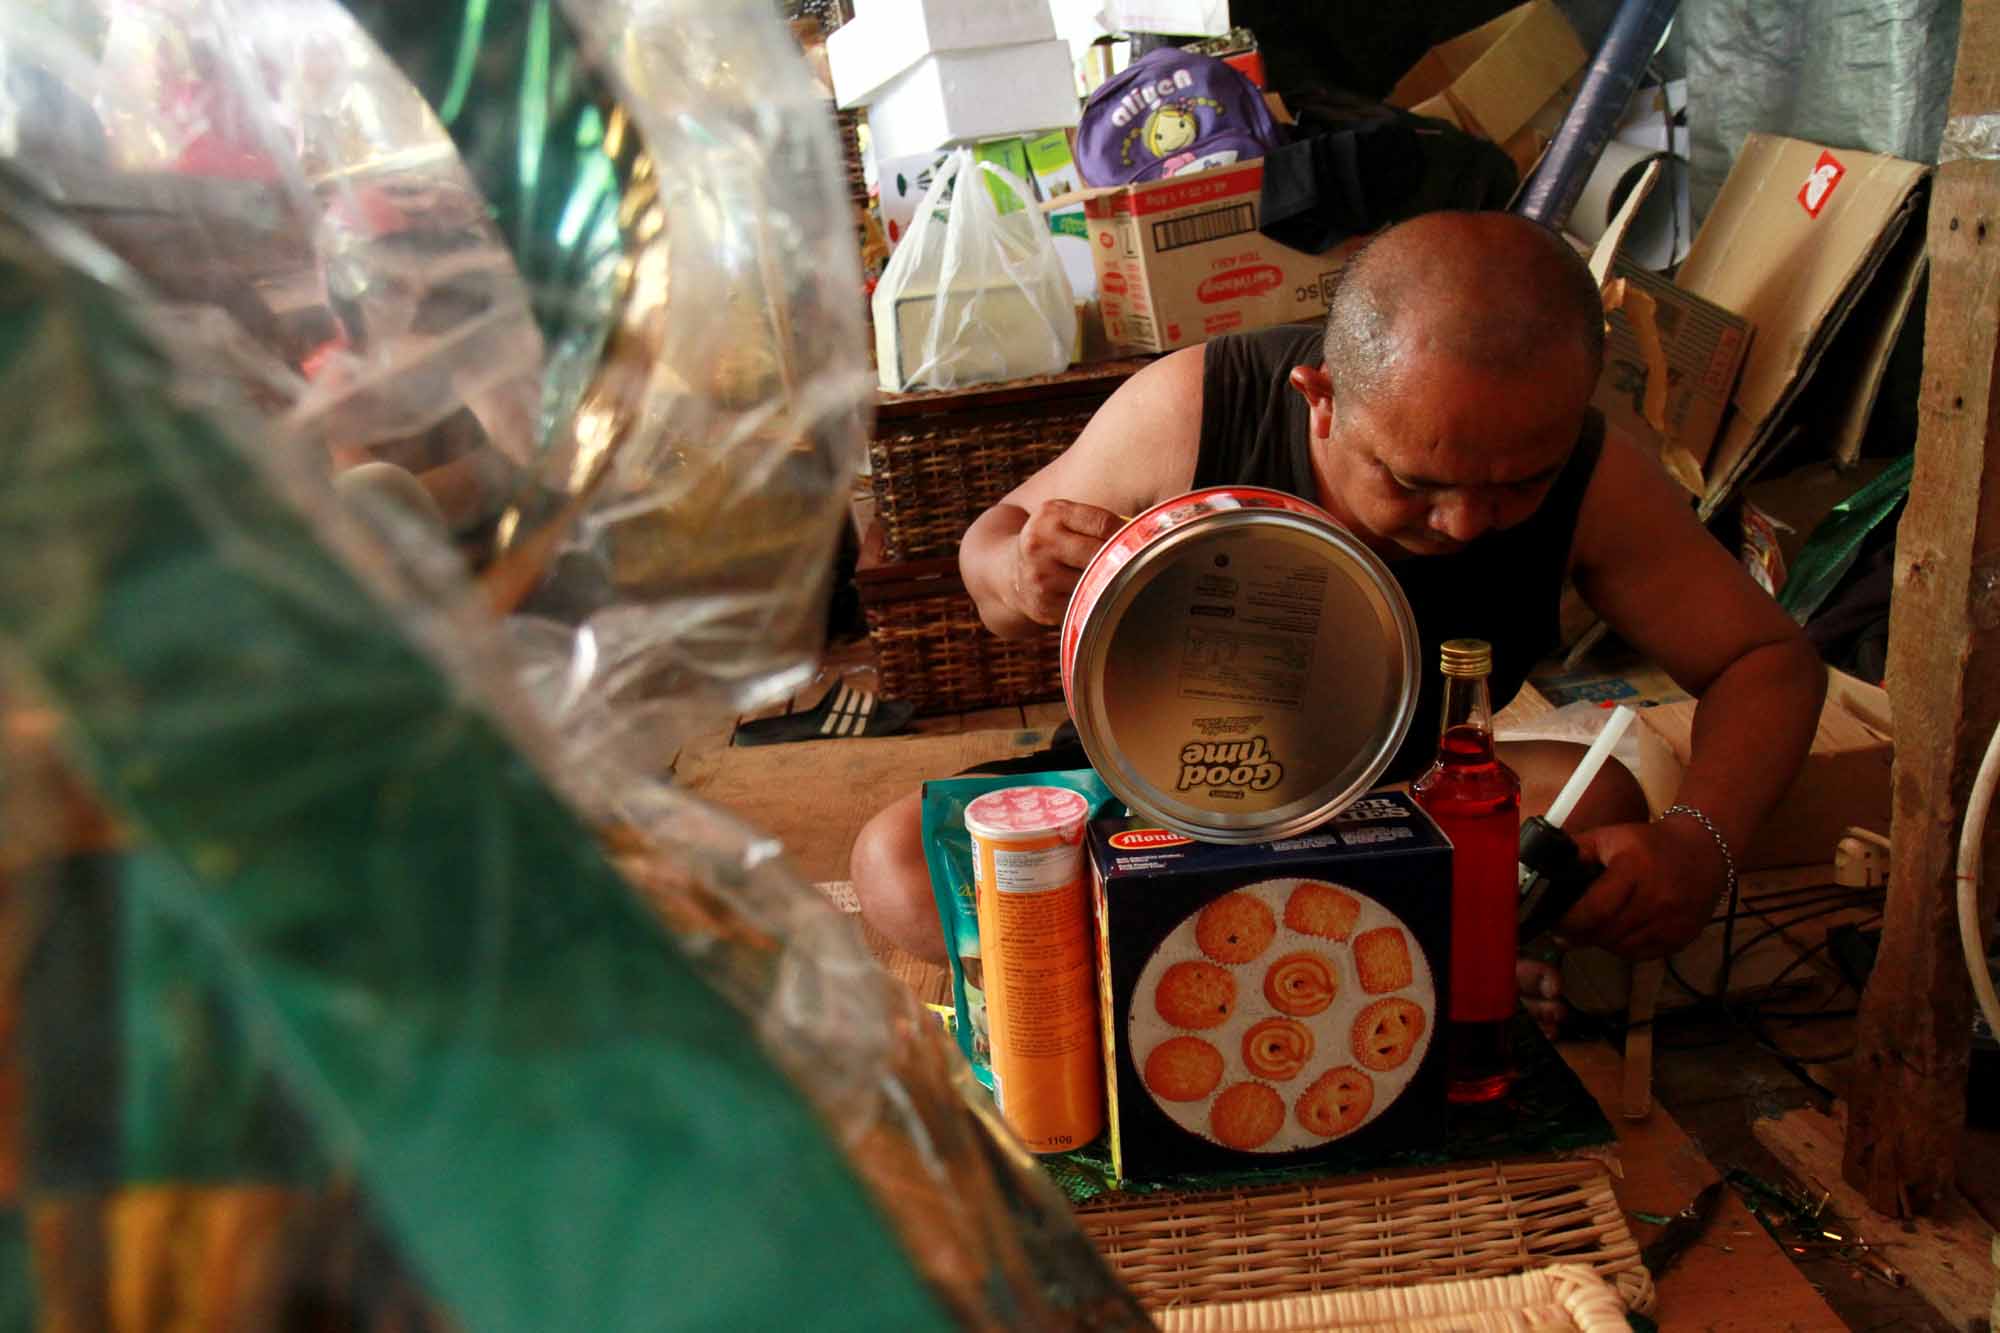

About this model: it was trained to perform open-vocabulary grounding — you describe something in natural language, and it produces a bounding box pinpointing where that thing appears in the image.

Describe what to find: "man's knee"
[1501,738,1649,831]
[851,791,948,963]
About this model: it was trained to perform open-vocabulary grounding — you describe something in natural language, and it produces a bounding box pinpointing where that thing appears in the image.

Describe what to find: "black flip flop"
[731,682,916,747]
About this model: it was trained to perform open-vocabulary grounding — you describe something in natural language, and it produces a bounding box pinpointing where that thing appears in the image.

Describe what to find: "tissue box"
[864,41,1082,162]
[1080,159,1356,353]
[1088,792,1453,1182]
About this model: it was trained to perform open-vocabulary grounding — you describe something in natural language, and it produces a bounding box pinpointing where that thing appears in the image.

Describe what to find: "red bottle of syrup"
[1411,638,1520,1103]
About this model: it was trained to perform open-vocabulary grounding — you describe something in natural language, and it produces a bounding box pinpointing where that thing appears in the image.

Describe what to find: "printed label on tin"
[1175,556,1328,711]
[1177,736,1285,794]
[991,843,1087,894]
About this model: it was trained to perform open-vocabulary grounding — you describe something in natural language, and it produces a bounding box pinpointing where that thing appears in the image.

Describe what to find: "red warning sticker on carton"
[1797,150,1845,218]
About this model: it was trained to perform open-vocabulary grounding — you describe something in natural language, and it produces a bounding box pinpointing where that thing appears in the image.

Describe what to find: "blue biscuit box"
[1088,791,1453,1182]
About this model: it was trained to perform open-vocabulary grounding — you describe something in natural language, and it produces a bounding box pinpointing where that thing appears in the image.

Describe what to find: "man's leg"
[1500,738,1651,833]
[1495,739,1651,1032]
[851,790,949,964]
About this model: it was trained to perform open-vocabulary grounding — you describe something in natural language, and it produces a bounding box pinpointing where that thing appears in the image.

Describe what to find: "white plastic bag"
[872,148,1076,392]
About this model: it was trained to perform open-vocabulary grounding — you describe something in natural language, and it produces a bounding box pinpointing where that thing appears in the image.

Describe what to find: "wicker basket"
[1076,1159,1654,1318]
[1155,1263,1631,1332]
[854,526,1061,715]
[869,358,1153,563]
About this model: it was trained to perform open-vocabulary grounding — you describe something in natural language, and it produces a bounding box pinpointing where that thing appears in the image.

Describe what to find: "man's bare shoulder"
[1004,345,1207,514]
[1087,345,1207,437]
[1572,430,1692,562]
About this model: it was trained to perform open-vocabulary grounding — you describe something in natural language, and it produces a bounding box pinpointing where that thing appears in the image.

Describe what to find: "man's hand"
[1009,499,1125,625]
[1557,818,1729,958]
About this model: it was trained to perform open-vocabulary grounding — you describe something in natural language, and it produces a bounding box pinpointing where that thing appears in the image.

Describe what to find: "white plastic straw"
[1543,705,1637,830]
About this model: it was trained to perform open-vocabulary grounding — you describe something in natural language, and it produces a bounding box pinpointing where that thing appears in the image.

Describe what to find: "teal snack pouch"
[920,769,1116,1089]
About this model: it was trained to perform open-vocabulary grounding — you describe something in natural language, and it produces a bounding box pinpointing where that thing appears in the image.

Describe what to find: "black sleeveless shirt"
[1196,324,1604,782]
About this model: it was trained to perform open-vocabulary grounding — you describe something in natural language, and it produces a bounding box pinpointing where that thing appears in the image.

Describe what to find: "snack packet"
[920,770,1117,1089]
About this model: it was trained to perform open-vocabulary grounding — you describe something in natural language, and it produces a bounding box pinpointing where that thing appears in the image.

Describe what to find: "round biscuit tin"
[1060,487,1419,842]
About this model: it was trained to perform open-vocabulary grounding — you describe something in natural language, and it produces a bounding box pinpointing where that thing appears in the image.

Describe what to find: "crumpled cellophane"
[0,1,1149,1328]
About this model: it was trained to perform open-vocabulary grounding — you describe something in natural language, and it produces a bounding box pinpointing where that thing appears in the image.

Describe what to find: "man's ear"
[1288,364,1337,441]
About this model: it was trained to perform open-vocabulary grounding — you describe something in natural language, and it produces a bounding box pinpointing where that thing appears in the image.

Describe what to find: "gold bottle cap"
[1440,638,1492,678]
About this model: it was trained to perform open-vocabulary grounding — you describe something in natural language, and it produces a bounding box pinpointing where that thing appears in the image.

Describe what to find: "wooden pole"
[1844,0,2000,1217]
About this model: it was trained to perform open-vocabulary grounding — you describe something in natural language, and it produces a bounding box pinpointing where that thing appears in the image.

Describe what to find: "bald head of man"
[1285,211,1608,558]
[1322,211,1604,408]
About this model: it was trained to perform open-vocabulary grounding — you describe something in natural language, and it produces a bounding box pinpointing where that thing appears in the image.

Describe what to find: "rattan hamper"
[853,523,1062,715]
[869,358,1154,562]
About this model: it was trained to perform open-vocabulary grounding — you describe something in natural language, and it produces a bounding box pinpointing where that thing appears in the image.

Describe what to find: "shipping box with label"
[1675,134,1929,508]
[1592,256,1750,467]
[1079,160,1356,353]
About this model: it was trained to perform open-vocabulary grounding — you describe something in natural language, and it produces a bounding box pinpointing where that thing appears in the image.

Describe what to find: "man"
[852,212,1824,1016]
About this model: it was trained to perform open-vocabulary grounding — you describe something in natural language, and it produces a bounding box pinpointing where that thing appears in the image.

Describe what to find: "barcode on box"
[1152,202,1255,253]
[1123,312,1157,343]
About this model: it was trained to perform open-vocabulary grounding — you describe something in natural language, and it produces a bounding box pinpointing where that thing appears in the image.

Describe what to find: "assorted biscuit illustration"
[1132,879,1434,1152]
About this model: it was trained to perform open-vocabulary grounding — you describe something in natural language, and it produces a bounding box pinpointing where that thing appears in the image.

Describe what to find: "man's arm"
[961,347,1207,638]
[1562,437,1827,956]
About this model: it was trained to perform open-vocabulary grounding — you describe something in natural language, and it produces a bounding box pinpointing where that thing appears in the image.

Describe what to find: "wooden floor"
[671,654,1932,1330]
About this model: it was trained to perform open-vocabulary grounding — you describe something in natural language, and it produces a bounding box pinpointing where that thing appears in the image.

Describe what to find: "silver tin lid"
[1068,505,1419,842]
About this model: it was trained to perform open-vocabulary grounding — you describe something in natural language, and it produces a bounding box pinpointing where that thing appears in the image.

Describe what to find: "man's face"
[1295,346,1595,559]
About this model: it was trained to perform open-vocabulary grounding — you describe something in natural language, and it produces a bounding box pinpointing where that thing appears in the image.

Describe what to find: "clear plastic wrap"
[0,1,1150,1327]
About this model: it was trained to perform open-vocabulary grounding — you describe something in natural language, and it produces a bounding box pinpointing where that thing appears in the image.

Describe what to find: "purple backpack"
[1075,47,1283,187]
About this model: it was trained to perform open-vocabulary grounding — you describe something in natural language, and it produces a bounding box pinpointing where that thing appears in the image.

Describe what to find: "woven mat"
[1079,1158,1652,1317]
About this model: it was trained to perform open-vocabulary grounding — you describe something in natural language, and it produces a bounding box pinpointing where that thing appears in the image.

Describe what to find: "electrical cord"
[1958,716,2000,1038]
[1570,890,1885,1090]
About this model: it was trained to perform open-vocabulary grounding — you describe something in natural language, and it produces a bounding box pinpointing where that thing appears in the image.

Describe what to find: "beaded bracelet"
[1661,802,1738,916]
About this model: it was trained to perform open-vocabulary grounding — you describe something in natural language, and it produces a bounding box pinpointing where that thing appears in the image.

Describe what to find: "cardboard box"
[1527,661,1691,711]
[829,0,1058,108]
[1675,134,1929,508]
[1079,160,1356,352]
[1088,792,1452,1182]
[864,41,1082,162]
[1386,1,1586,170]
[1592,256,1750,466]
[1632,667,1892,870]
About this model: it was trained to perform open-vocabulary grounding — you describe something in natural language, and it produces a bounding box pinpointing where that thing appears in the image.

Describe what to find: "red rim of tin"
[1060,486,1419,842]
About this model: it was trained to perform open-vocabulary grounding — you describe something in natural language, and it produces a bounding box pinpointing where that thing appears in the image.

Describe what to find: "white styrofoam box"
[852,0,1057,51]
[866,42,1082,162]
[1104,0,1230,37]
[829,15,928,109]
[829,0,1059,109]
[1050,0,1116,67]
